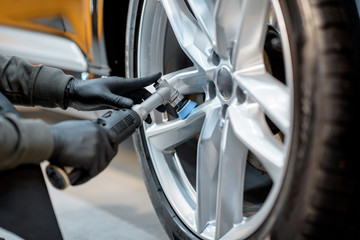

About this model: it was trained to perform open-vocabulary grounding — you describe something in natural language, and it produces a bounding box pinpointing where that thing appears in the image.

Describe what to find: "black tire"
[127,0,360,239]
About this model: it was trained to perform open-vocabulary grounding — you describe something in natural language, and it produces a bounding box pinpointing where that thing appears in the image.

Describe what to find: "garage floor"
[1,107,168,240]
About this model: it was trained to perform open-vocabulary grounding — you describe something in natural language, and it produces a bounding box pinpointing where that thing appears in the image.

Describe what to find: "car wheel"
[126,0,360,239]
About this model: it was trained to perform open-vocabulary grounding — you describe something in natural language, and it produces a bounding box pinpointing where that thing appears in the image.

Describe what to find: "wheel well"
[103,0,130,77]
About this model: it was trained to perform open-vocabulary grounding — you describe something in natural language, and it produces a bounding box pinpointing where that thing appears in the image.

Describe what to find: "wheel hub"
[216,66,233,100]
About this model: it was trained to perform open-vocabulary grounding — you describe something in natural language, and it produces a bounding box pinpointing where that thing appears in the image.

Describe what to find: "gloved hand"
[48,120,118,185]
[64,72,162,111]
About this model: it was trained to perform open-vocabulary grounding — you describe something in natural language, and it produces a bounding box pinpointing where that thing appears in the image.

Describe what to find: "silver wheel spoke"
[196,107,222,233]
[234,69,290,133]
[232,0,270,70]
[228,102,285,182]
[187,0,217,46]
[163,67,210,95]
[213,0,242,58]
[146,100,220,150]
[215,120,247,239]
[161,0,213,71]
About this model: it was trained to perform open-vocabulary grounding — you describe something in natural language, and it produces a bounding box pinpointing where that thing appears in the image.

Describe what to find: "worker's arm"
[0,54,161,111]
[0,55,161,181]
[0,55,72,109]
[0,54,161,181]
[0,113,117,178]
[0,114,53,171]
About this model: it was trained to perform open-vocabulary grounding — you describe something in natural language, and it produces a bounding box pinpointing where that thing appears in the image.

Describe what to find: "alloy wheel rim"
[135,0,293,239]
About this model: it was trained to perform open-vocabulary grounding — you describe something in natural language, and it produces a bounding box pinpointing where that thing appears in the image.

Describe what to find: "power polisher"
[46,78,197,190]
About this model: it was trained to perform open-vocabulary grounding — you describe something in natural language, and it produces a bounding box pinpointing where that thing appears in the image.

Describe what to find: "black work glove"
[48,120,118,185]
[64,72,162,111]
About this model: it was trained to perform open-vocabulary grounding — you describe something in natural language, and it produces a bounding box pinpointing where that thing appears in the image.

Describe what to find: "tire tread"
[298,0,359,238]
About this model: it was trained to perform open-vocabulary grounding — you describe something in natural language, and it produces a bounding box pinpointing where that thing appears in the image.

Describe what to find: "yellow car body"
[0,0,126,77]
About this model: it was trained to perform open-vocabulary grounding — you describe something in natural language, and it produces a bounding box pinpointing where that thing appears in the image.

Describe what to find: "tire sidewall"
[255,0,360,239]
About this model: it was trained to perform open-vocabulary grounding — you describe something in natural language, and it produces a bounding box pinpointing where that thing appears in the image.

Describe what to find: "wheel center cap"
[216,66,233,99]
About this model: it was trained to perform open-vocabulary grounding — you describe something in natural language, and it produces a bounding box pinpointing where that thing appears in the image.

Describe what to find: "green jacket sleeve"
[0,54,73,170]
[0,55,73,109]
[0,114,53,170]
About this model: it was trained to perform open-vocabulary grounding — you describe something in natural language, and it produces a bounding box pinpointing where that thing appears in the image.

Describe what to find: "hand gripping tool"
[46,78,197,189]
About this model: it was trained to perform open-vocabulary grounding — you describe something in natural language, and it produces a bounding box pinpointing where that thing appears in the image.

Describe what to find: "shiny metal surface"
[133,0,294,239]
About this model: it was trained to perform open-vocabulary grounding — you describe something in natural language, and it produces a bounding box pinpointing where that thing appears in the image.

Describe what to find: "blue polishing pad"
[177,100,197,120]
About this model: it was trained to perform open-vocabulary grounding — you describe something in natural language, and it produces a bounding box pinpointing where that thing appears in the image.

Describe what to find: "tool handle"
[96,108,142,143]
[45,165,71,190]
[46,109,142,190]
